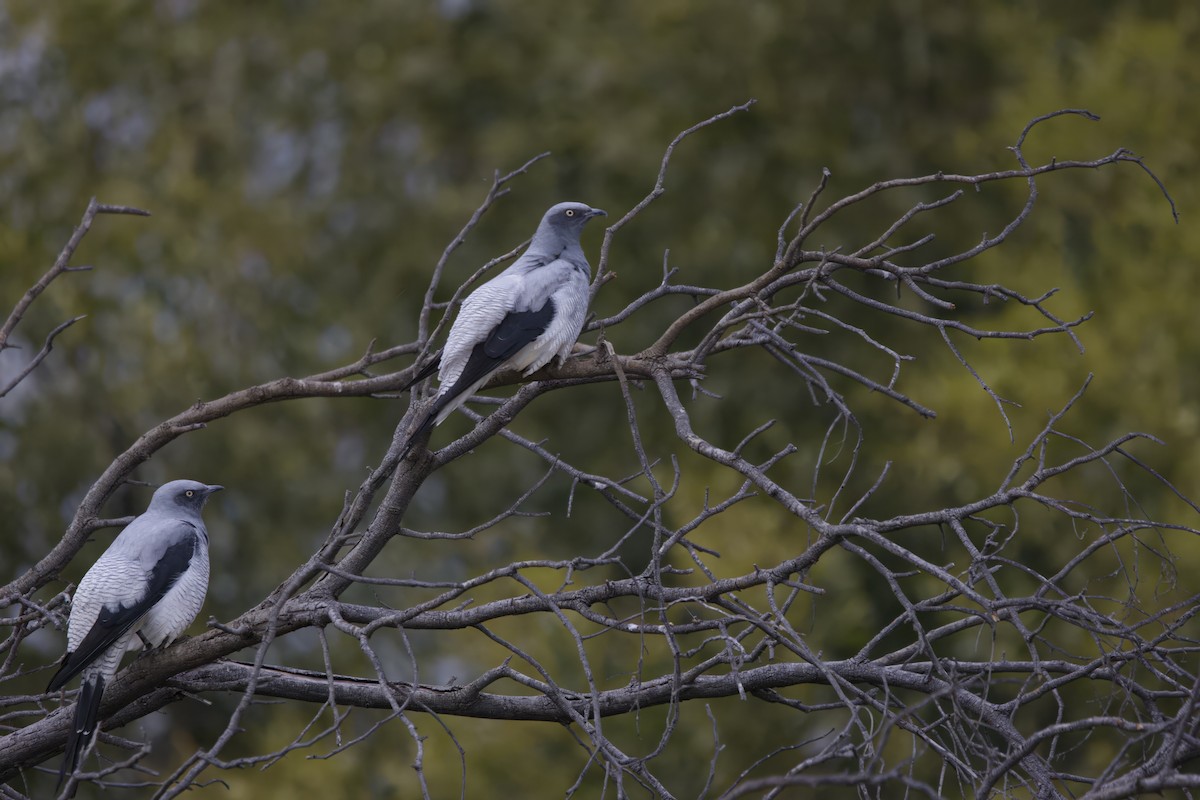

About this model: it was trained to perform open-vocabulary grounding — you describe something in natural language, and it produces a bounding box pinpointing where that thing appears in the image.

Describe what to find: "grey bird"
[46,479,222,793]
[401,201,606,455]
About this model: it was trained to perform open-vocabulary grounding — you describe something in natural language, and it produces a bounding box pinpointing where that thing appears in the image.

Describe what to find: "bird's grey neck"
[528,239,584,263]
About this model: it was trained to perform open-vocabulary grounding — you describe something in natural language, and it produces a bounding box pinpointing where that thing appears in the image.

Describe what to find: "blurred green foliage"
[1,1,1196,796]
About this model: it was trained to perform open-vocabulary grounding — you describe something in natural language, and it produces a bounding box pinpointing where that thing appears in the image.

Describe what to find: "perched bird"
[46,479,222,793]
[401,201,606,455]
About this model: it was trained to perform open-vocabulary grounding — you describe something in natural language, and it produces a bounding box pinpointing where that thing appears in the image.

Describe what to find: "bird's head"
[151,479,225,514]
[540,202,607,240]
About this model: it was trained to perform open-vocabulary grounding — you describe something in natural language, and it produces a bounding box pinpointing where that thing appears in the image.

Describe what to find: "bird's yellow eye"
[565,209,576,217]
[185,490,195,498]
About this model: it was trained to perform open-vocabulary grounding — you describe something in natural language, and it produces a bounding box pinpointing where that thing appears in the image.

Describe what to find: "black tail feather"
[396,355,448,458]
[57,673,104,796]
[399,404,442,460]
[399,353,441,394]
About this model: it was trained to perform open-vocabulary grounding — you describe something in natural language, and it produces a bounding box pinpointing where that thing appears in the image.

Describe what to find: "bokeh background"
[1,1,1197,796]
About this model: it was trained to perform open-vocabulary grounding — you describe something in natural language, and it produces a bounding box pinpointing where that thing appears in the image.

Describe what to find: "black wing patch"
[432,299,555,415]
[485,301,556,359]
[399,299,555,457]
[46,532,199,692]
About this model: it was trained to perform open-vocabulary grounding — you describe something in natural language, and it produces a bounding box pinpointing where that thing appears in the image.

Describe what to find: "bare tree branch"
[2,109,1193,799]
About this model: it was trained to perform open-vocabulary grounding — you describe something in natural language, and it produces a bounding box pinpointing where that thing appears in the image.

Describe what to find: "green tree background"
[1,2,1197,797]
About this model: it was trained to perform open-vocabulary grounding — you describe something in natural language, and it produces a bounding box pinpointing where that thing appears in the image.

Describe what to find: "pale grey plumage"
[401,201,606,454]
[47,479,222,793]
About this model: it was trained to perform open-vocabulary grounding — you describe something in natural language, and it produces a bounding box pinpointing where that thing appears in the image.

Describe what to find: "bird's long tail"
[399,354,440,394]
[57,673,105,795]
[396,355,449,458]
[399,387,468,459]
[399,407,439,459]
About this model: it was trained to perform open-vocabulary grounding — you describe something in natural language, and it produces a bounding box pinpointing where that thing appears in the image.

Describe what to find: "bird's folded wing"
[483,301,556,360]
[438,273,526,386]
[47,528,202,691]
[440,298,556,400]
[524,266,589,371]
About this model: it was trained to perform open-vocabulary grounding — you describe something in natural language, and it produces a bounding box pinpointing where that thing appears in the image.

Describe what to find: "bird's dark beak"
[205,485,225,496]
[588,208,607,219]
